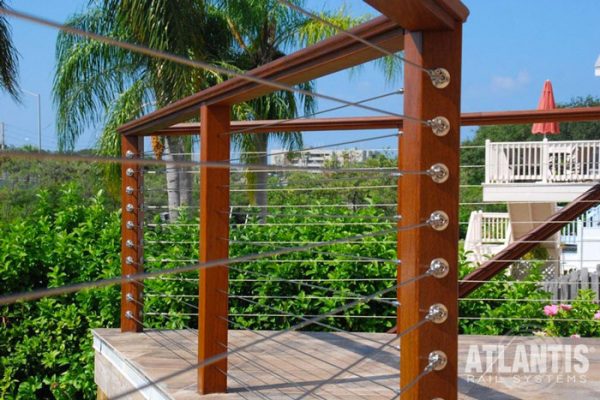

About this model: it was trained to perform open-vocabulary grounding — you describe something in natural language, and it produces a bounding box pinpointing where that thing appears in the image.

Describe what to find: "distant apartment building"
[270,149,379,168]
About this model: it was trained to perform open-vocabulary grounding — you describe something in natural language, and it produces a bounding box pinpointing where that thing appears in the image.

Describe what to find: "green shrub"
[1,186,121,399]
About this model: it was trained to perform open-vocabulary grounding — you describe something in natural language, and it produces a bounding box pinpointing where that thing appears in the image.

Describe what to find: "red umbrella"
[531,80,560,137]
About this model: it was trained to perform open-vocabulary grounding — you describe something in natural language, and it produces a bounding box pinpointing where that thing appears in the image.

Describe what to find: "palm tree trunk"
[178,156,193,209]
[254,136,269,222]
[164,136,181,222]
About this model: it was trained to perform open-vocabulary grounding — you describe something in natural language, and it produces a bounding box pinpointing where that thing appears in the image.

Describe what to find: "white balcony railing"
[485,138,600,184]
[464,211,512,262]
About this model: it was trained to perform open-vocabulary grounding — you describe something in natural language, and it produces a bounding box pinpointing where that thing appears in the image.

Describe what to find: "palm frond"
[53,6,144,150]
[0,0,20,99]
[294,6,369,48]
[97,78,151,197]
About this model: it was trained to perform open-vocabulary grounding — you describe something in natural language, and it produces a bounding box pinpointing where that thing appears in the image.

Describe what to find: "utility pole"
[22,90,42,152]
[36,93,41,152]
[0,122,6,150]
[0,122,5,150]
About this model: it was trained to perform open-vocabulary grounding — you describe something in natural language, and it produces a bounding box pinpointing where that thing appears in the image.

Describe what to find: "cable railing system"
[0,1,468,399]
[4,1,600,399]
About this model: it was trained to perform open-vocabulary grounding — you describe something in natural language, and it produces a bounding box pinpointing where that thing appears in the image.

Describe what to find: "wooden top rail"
[366,0,469,31]
[117,16,404,136]
[147,106,600,136]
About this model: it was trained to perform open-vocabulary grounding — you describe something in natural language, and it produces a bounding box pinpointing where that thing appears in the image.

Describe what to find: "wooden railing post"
[198,105,230,394]
[398,26,462,399]
[121,135,144,332]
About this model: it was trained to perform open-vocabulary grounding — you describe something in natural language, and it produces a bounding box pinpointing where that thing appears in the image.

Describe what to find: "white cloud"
[491,70,530,91]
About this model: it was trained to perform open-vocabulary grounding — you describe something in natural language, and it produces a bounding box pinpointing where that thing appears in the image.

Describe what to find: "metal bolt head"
[125,150,135,159]
[428,163,449,184]
[125,256,134,265]
[125,239,135,248]
[428,211,449,231]
[125,310,133,319]
[429,67,451,89]
[126,293,134,302]
[426,303,449,324]
[126,221,135,230]
[126,168,135,177]
[428,350,448,371]
[429,116,451,137]
[428,258,449,278]
[126,203,135,213]
[125,186,134,195]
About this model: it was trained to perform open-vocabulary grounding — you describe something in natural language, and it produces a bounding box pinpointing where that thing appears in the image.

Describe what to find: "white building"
[270,149,378,168]
[465,138,600,273]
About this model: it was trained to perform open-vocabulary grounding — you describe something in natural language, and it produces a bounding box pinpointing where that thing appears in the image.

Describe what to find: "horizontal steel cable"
[0,224,426,305]
[229,131,400,162]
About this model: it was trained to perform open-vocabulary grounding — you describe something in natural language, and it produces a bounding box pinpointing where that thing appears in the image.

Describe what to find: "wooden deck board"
[93,329,600,399]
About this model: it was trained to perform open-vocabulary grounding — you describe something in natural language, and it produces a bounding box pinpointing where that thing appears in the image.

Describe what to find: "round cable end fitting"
[125,310,133,319]
[126,168,135,177]
[428,258,449,278]
[125,186,135,195]
[126,293,134,302]
[126,203,135,213]
[427,350,448,372]
[126,221,135,230]
[428,211,449,231]
[429,67,451,89]
[125,256,134,265]
[428,163,449,184]
[125,150,136,159]
[426,303,449,324]
[428,116,451,137]
[125,239,135,248]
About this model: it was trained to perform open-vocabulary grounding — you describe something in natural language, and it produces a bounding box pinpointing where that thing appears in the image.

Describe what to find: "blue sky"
[1,1,600,151]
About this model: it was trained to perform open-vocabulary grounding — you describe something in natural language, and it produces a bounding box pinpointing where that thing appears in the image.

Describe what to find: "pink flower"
[571,334,581,338]
[544,305,559,316]
[560,304,573,311]
[594,311,600,320]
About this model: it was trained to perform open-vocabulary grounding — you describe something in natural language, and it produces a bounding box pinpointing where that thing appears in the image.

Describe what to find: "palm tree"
[53,0,390,219]
[54,0,232,219]
[0,0,20,98]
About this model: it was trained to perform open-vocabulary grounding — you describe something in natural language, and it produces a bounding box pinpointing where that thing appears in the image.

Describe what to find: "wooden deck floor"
[93,329,600,399]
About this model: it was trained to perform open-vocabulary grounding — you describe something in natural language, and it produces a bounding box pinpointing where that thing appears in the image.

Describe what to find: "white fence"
[485,138,600,184]
[542,267,600,302]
